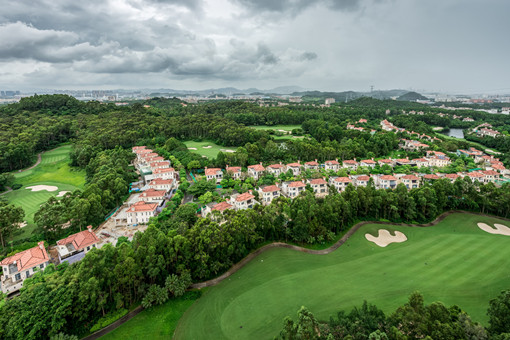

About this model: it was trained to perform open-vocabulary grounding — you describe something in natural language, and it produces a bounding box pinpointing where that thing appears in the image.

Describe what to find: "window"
[40,264,44,269]
[87,246,90,251]
[15,273,21,281]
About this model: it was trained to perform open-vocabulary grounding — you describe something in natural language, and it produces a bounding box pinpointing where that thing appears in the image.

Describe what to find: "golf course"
[171,212,510,340]
[3,145,86,240]
[183,140,238,159]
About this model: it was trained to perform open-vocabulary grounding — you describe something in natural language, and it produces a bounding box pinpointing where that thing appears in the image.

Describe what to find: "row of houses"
[380,120,442,143]
[201,167,504,219]
[1,227,101,295]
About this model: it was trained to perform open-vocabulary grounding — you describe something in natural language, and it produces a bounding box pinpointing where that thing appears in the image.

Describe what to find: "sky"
[0,0,509,93]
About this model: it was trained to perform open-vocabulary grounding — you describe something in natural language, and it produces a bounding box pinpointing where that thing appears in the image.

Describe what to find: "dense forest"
[1,95,510,339]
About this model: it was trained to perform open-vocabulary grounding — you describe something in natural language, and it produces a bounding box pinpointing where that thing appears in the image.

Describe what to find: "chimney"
[315,159,318,163]
[226,165,229,170]
[87,225,93,233]
[38,241,45,250]
[371,157,374,161]
[205,166,208,170]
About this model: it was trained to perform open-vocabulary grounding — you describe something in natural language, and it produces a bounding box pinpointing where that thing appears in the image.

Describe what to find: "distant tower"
[370,85,374,93]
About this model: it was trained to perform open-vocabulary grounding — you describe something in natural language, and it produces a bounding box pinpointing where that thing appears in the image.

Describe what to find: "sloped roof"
[212,201,233,212]
[288,181,306,187]
[334,177,351,183]
[205,168,222,176]
[0,243,49,272]
[308,178,327,185]
[57,227,100,252]
[127,201,158,212]
[248,164,265,171]
[261,185,281,192]
[236,192,255,202]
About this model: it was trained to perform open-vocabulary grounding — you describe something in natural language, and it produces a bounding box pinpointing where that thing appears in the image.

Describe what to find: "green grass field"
[174,213,510,340]
[101,293,200,340]
[249,125,301,132]
[183,140,237,159]
[4,145,86,241]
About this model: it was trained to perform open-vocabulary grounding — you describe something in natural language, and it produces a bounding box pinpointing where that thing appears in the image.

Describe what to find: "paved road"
[0,186,12,196]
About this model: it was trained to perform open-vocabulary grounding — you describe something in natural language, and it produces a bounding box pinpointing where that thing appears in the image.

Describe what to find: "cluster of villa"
[380,120,442,143]
[471,123,501,138]
[200,148,509,217]
[112,146,179,226]
[1,227,100,295]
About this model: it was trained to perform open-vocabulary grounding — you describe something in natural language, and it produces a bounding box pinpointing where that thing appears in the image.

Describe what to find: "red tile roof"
[140,188,166,197]
[360,159,376,164]
[153,167,175,174]
[57,227,100,251]
[468,171,484,178]
[150,160,169,167]
[325,160,339,165]
[395,158,409,163]
[305,161,319,166]
[268,163,285,169]
[150,178,173,185]
[248,164,265,171]
[286,162,301,167]
[492,164,506,170]
[127,201,158,212]
[445,173,459,179]
[309,178,327,185]
[343,160,358,164]
[205,168,222,176]
[483,170,499,176]
[334,177,351,183]
[378,159,392,163]
[212,201,233,212]
[356,175,371,181]
[0,243,49,272]
[380,175,397,180]
[288,181,306,187]
[262,185,281,192]
[236,192,255,202]
[226,166,241,173]
[424,174,440,179]
[402,175,419,180]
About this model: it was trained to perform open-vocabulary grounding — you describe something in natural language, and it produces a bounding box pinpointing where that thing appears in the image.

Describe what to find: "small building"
[359,159,376,168]
[413,158,429,168]
[467,171,485,183]
[353,175,371,187]
[267,163,286,177]
[376,175,398,189]
[205,167,223,183]
[342,160,358,170]
[225,166,242,180]
[247,163,265,179]
[444,173,460,183]
[286,162,302,176]
[400,175,420,189]
[478,128,500,138]
[258,185,281,205]
[330,176,351,192]
[377,158,394,167]
[482,170,499,183]
[201,201,234,218]
[281,181,306,198]
[1,242,50,294]
[230,191,256,210]
[304,160,319,171]
[152,167,176,180]
[423,174,440,181]
[307,178,328,197]
[150,160,170,170]
[149,178,174,193]
[138,188,166,203]
[55,226,100,264]
[126,201,158,225]
[324,159,340,172]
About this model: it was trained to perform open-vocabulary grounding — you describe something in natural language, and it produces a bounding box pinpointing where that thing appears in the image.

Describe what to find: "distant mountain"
[293,89,410,102]
[397,91,428,101]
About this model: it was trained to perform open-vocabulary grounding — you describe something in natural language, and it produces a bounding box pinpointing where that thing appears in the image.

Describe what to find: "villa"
[307,178,328,197]
[126,201,158,225]
[247,163,265,179]
[205,167,223,183]
[258,185,281,205]
[55,226,100,264]
[281,181,306,198]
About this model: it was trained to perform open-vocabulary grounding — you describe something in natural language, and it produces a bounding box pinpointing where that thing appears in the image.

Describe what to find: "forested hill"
[397,91,428,101]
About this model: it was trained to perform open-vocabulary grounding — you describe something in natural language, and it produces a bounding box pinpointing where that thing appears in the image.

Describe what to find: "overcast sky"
[1,0,509,93]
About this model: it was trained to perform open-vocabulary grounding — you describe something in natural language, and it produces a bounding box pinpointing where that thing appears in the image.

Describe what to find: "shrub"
[11,183,22,190]
[89,308,128,333]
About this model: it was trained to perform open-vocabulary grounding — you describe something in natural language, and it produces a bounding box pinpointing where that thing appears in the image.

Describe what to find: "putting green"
[4,145,85,241]
[175,213,510,340]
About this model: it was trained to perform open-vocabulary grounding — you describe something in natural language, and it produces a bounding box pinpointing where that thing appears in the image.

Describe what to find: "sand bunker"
[202,145,212,149]
[187,147,197,150]
[18,221,27,228]
[221,149,236,153]
[56,191,70,197]
[365,229,407,247]
[26,185,58,192]
[477,223,510,236]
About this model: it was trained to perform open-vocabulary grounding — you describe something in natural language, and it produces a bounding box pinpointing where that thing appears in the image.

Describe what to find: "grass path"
[175,212,510,340]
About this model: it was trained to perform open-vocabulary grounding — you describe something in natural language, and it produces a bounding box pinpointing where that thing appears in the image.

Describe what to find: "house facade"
[205,167,223,183]
[307,178,328,197]
[281,181,306,198]
[247,163,265,179]
[126,201,158,224]
[56,226,100,264]
[258,185,281,205]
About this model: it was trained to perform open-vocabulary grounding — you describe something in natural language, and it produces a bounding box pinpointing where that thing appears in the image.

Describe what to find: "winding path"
[82,210,509,339]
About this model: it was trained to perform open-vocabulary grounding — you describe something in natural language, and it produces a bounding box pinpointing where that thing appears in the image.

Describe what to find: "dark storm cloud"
[231,0,368,14]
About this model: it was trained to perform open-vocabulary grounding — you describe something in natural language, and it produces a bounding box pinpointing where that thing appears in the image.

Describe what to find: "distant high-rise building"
[325,98,335,105]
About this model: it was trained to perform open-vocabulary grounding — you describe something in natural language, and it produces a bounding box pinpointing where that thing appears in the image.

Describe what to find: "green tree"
[0,200,25,247]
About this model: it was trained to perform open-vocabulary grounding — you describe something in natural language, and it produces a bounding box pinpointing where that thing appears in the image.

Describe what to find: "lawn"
[4,145,86,241]
[174,213,510,340]
[100,292,201,340]
[183,140,237,159]
[249,125,301,132]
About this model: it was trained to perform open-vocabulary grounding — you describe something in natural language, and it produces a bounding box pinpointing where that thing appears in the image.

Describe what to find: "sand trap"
[477,223,510,236]
[220,149,236,153]
[187,147,197,150]
[202,145,212,149]
[56,191,70,197]
[365,229,407,247]
[202,155,208,158]
[18,221,27,228]
[26,185,58,192]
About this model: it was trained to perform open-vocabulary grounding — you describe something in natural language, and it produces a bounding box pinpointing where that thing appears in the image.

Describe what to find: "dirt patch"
[202,145,212,149]
[477,223,510,236]
[365,229,407,247]
[26,185,58,192]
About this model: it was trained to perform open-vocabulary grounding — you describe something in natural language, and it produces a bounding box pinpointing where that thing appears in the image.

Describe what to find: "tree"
[488,290,510,335]
[141,284,168,308]
[0,201,24,247]
[186,179,217,198]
